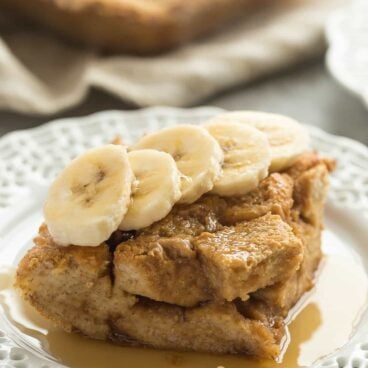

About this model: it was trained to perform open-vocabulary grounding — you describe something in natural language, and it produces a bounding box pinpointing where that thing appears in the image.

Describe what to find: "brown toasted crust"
[194,214,302,302]
[221,173,294,224]
[254,155,332,314]
[115,214,302,306]
[15,152,335,359]
[17,232,116,339]
[0,0,269,54]
[113,299,283,357]
[114,235,211,307]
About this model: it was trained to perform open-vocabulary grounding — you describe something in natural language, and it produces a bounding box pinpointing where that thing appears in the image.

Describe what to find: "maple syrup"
[0,230,367,368]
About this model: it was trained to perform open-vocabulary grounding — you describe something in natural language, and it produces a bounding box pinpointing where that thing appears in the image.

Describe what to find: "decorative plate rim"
[325,0,368,108]
[1,105,367,161]
[0,106,368,368]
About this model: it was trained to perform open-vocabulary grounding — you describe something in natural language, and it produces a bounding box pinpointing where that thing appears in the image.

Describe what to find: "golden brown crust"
[115,235,211,307]
[0,0,268,54]
[17,233,116,338]
[221,173,294,224]
[194,214,302,302]
[113,299,283,357]
[253,153,334,314]
[115,213,302,306]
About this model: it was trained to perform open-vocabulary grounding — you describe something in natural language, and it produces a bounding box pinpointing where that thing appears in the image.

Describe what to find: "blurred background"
[0,0,367,143]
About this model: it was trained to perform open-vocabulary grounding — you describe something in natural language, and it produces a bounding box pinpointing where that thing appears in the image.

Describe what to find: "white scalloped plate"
[0,107,368,368]
[326,0,368,107]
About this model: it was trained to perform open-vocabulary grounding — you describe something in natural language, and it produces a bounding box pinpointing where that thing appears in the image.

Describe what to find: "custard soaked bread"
[16,152,334,359]
[15,112,334,359]
[116,213,302,306]
[0,0,266,54]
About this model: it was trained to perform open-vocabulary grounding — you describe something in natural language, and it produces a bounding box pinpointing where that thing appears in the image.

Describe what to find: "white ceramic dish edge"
[325,0,368,109]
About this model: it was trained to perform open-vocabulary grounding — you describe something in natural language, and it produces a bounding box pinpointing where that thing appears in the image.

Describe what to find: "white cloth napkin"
[0,0,343,115]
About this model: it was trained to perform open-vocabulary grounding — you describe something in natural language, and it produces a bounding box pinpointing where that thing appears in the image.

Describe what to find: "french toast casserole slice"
[15,152,335,359]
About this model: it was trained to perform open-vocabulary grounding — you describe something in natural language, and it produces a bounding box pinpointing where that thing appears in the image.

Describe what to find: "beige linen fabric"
[0,0,343,115]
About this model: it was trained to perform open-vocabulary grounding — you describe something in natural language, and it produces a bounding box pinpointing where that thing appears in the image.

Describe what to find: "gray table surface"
[1,60,367,145]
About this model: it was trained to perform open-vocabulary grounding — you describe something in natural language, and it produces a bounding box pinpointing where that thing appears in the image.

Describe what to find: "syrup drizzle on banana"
[44,112,309,247]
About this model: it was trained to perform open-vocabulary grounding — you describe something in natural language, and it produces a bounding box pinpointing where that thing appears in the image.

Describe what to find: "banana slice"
[119,149,182,230]
[44,144,134,246]
[208,111,309,172]
[132,125,223,204]
[205,121,271,196]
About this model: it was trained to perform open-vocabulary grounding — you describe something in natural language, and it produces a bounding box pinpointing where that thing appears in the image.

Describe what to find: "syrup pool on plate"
[0,229,367,368]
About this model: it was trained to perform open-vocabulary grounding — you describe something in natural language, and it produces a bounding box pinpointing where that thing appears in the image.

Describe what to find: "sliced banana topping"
[119,149,182,230]
[207,111,309,172]
[205,121,271,196]
[132,124,223,204]
[44,144,134,247]
[44,111,310,245]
